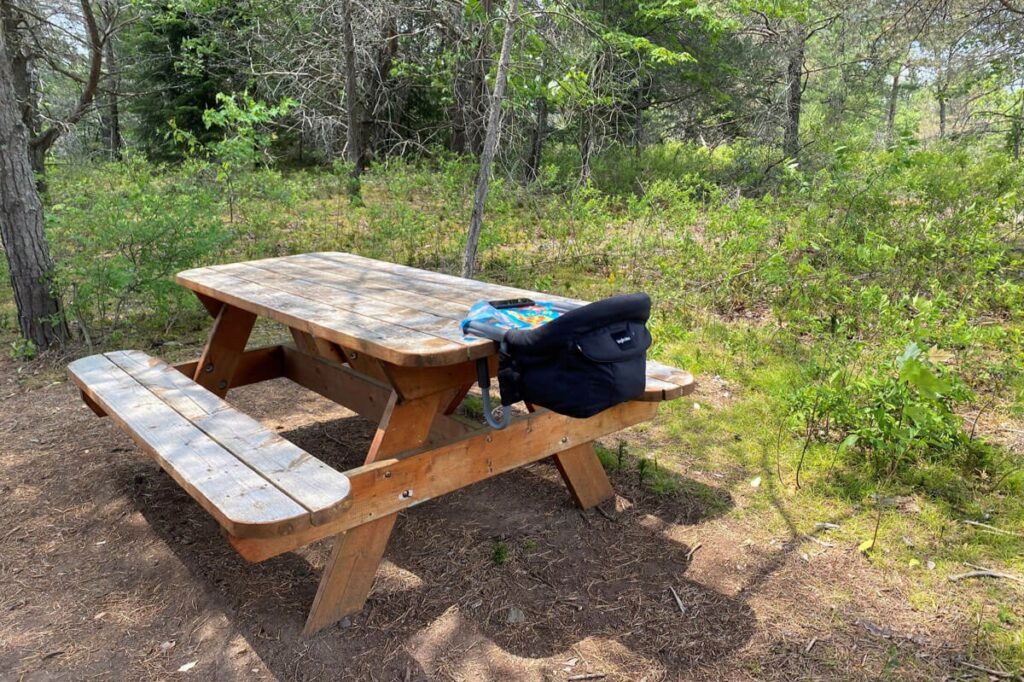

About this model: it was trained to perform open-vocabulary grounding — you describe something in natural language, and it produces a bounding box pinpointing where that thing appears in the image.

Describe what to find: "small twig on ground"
[956,659,1018,679]
[961,519,1024,538]
[668,586,687,615]
[815,522,841,531]
[596,504,615,522]
[949,566,1023,583]
[685,543,702,562]
[804,637,818,654]
[803,534,835,548]
[568,674,606,681]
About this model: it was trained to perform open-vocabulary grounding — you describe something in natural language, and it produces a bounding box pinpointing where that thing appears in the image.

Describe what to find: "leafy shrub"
[47,158,232,344]
[789,342,990,492]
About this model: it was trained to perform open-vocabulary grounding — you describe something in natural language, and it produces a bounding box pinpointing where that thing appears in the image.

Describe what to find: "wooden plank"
[289,328,319,355]
[80,389,106,416]
[177,269,484,367]
[260,256,473,317]
[311,252,588,309]
[365,391,445,464]
[228,400,657,559]
[174,345,284,388]
[281,346,394,421]
[193,291,224,317]
[68,354,309,538]
[107,351,351,526]
[646,360,696,391]
[193,303,257,397]
[220,262,474,346]
[553,443,615,509]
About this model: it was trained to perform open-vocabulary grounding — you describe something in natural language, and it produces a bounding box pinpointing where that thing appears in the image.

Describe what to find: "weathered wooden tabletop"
[176,251,692,397]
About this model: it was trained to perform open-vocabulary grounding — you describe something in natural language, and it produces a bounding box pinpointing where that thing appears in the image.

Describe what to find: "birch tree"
[462,0,519,278]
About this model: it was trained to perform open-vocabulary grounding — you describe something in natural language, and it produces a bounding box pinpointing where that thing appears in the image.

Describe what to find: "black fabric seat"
[497,293,652,418]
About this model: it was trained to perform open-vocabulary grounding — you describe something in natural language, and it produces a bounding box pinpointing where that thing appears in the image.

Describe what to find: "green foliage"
[46,158,233,344]
[33,136,1024,501]
[491,540,510,565]
[788,342,989,488]
[122,1,247,159]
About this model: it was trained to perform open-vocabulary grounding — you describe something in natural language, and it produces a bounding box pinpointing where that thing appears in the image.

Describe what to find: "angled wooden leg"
[303,514,397,635]
[554,443,615,509]
[366,391,445,464]
[304,388,442,634]
[193,303,257,397]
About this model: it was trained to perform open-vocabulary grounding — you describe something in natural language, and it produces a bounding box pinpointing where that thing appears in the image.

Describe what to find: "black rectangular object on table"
[496,293,652,419]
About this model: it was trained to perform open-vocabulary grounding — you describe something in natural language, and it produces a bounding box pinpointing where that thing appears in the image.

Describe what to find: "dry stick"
[685,543,702,562]
[948,567,1023,583]
[956,660,1018,679]
[567,674,606,681]
[961,519,1024,538]
[668,586,687,615]
[794,393,820,490]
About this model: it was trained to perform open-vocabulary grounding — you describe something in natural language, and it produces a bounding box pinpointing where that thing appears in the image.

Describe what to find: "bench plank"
[106,351,351,525]
[69,352,351,537]
[69,354,307,538]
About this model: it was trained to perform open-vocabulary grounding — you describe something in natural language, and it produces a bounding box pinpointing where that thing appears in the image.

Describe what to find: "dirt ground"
[0,355,1005,681]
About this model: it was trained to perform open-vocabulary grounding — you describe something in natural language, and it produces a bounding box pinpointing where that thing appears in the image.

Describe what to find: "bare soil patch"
[0,356,996,681]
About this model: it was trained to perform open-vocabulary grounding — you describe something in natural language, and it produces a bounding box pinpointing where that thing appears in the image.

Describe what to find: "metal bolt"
[486,435,492,443]
[203,363,214,373]
[218,379,228,390]
[384,471,392,479]
[401,489,413,499]
[560,436,568,443]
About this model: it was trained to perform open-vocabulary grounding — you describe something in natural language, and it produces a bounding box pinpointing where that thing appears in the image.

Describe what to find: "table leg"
[193,303,256,397]
[304,389,441,634]
[553,443,615,509]
[526,404,615,509]
[302,514,397,635]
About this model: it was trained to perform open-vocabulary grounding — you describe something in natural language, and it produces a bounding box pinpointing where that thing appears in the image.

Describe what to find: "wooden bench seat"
[68,350,351,540]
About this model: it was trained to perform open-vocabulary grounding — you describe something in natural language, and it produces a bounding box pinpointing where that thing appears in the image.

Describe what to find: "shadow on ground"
[118,386,753,680]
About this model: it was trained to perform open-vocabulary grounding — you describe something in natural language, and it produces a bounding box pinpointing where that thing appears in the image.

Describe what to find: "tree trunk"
[886,63,901,143]
[938,95,947,139]
[466,0,494,157]
[356,11,398,172]
[1013,93,1024,161]
[0,10,65,348]
[2,0,42,177]
[101,32,121,159]
[783,30,805,162]
[340,0,362,179]
[461,0,519,279]
[578,116,593,186]
[524,96,546,183]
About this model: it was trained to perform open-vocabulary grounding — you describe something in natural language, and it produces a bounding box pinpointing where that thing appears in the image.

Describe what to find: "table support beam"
[193,304,257,397]
[227,400,656,564]
[303,365,444,634]
[553,443,615,509]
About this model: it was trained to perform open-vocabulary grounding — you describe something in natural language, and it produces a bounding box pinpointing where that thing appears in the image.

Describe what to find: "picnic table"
[68,252,694,634]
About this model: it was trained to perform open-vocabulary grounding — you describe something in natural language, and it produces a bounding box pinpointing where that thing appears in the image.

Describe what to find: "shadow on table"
[121,412,752,680]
